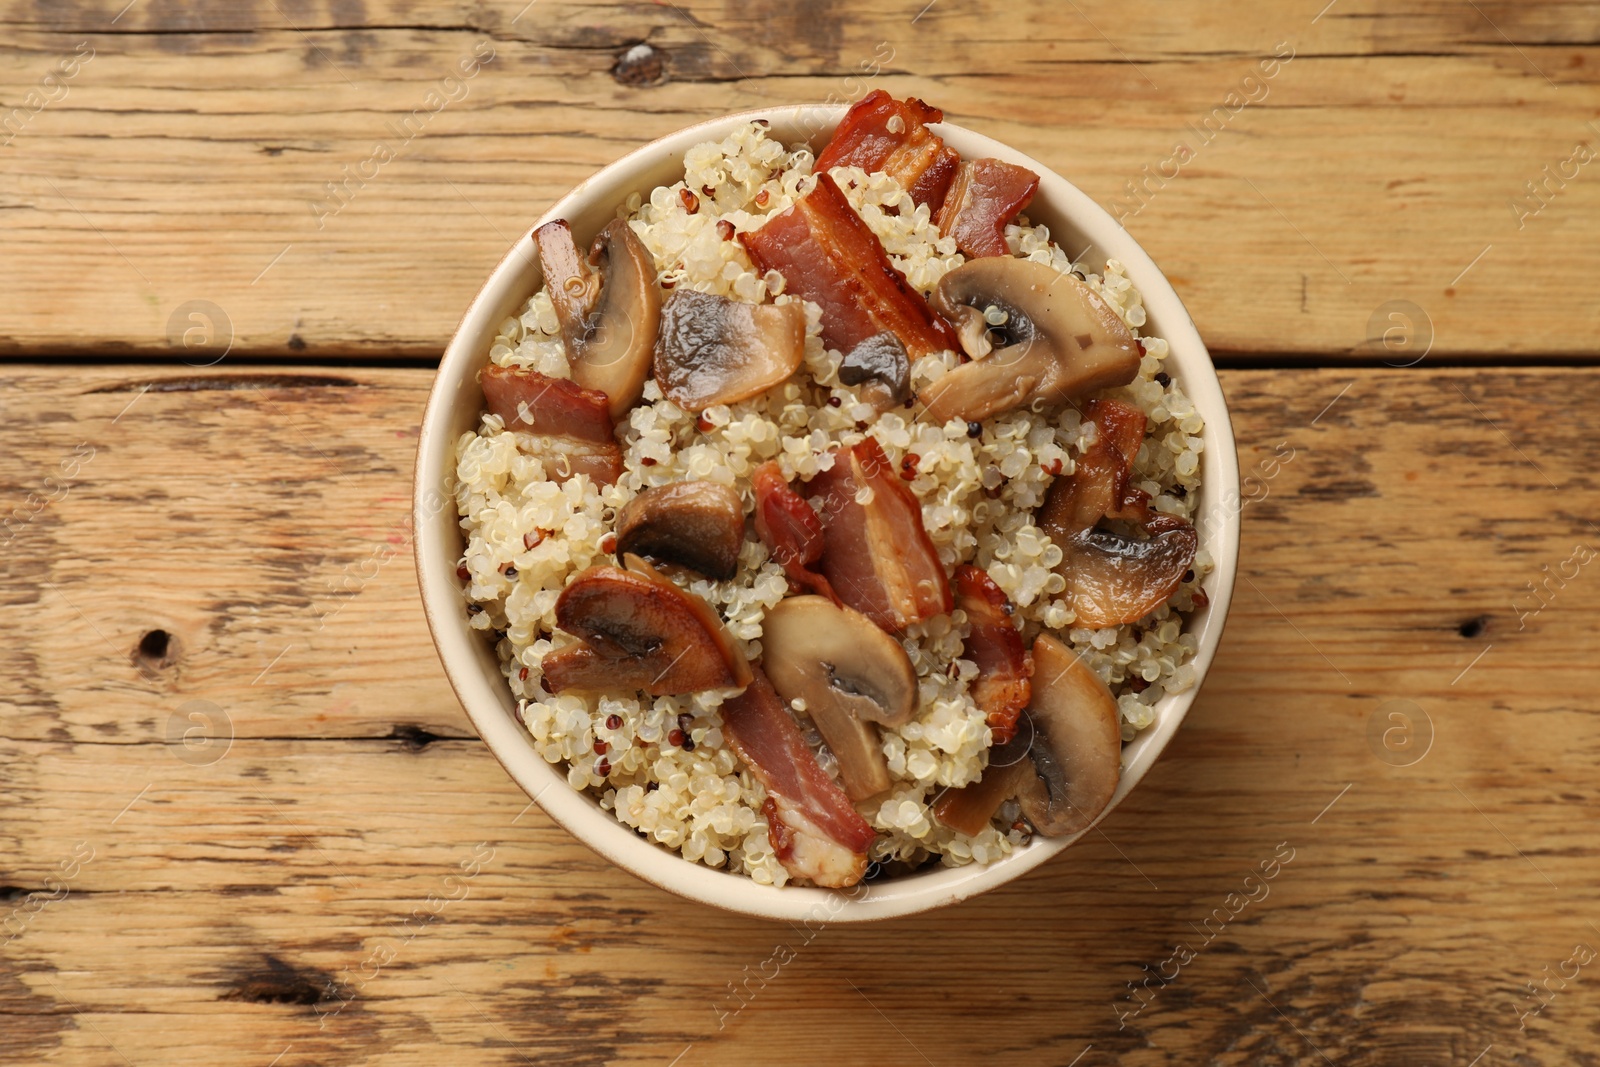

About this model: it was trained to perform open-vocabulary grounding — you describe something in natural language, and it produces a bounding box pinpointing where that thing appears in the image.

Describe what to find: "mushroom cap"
[614,480,746,581]
[1016,634,1121,838]
[534,218,660,421]
[917,258,1140,425]
[759,595,915,803]
[761,596,917,728]
[653,289,806,412]
[1060,515,1197,629]
[931,730,1035,836]
[541,562,751,696]
[838,331,911,408]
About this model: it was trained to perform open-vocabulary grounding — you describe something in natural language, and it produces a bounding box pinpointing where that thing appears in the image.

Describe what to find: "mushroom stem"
[917,258,1140,426]
[534,218,660,420]
[932,732,1034,836]
[759,596,916,803]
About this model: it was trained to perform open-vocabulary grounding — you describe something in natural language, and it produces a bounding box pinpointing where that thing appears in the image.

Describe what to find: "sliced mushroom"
[653,289,806,412]
[614,481,745,581]
[838,331,910,410]
[1016,634,1121,837]
[534,218,660,420]
[917,258,1140,425]
[760,596,917,802]
[931,729,1035,836]
[1058,516,1198,629]
[1038,399,1198,628]
[540,560,752,696]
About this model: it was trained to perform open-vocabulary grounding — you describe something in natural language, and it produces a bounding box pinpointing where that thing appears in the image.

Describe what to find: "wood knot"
[612,43,666,87]
[133,629,180,676]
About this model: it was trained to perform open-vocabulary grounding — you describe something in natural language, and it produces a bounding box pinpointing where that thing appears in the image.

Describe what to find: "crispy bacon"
[954,565,1032,743]
[808,437,952,632]
[1039,399,1197,628]
[480,365,623,485]
[1038,398,1150,533]
[815,90,960,212]
[936,158,1040,259]
[741,172,958,360]
[751,461,838,601]
[721,667,876,887]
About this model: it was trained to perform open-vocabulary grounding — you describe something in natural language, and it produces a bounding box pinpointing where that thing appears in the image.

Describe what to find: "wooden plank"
[2,363,1598,1063]
[1,2,1598,359]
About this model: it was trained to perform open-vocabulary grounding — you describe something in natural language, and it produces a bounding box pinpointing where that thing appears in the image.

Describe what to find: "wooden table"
[4,3,1597,1064]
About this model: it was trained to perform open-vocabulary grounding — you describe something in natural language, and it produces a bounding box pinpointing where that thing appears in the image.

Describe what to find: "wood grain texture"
[2,363,1598,1065]
[1,1,1599,359]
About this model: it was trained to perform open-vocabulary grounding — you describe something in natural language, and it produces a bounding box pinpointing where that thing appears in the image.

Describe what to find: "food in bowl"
[451,92,1211,889]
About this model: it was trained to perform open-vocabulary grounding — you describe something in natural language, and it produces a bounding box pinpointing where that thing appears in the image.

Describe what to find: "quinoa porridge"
[452,93,1211,889]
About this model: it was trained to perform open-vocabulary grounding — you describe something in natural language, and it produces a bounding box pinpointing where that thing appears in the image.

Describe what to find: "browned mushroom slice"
[653,289,806,412]
[534,218,660,420]
[837,331,910,410]
[614,481,746,581]
[931,730,1035,836]
[540,562,752,696]
[1016,634,1121,837]
[1059,516,1198,629]
[917,258,1140,425]
[760,596,916,802]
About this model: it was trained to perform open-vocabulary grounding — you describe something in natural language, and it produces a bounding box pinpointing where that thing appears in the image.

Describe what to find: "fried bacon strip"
[1039,398,1152,531]
[741,172,958,360]
[954,565,1032,744]
[808,437,952,632]
[721,667,877,888]
[479,365,623,485]
[1038,399,1198,628]
[815,90,960,212]
[936,158,1040,259]
[751,461,838,602]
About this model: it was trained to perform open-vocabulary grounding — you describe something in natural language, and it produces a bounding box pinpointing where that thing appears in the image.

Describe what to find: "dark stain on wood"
[744,0,843,65]
[218,953,335,1006]
[1296,479,1380,501]
[1459,614,1491,638]
[0,957,65,1064]
[86,374,359,394]
[388,723,456,750]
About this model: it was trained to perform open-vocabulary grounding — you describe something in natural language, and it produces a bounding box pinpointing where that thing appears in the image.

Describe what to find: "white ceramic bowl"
[415,105,1240,923]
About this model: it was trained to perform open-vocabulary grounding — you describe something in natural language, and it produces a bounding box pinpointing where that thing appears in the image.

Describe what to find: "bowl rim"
[414,103,1241,923]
